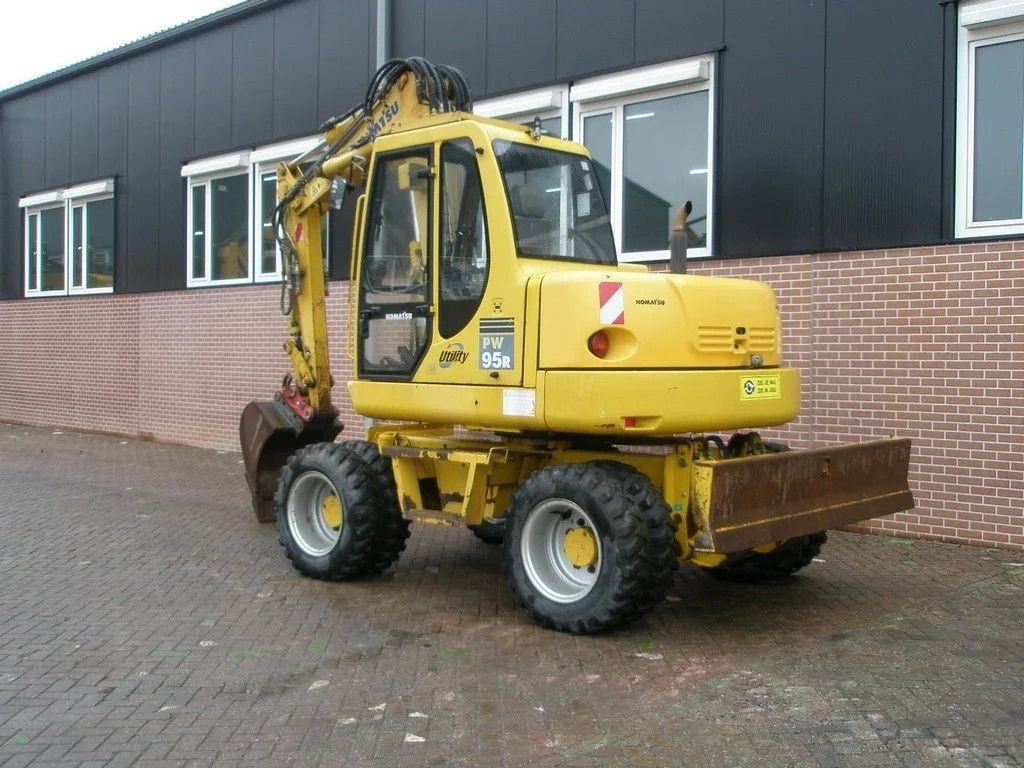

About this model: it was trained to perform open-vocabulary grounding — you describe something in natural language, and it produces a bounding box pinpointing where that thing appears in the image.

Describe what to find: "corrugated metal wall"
[0,0,374,298]
[0,0,955,299]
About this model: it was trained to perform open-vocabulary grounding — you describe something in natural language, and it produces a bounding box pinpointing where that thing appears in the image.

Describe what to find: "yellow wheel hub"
[321,494,343,529]
[563,527,598,568]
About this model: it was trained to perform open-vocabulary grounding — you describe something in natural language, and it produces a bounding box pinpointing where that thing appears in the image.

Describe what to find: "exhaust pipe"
[670,200,692,274]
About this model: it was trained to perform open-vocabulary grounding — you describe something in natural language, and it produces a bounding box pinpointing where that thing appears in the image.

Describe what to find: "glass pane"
[362,155,430,303]
[439,139,488,338]
[40,207,65,292]
[260,171,278,275]
[85,198,115,289]
[623,91,708,252]
[974,40,1024,222]
[71,206,83,288]
[582,113,613,207]
[540,117,561,138]
[27,213,38,291]
[211,173,249,280]
[360,151,433,377]
[191,185,206,280]
[362,316,429,374]
[519,116,562,138]
[494,140,616,265]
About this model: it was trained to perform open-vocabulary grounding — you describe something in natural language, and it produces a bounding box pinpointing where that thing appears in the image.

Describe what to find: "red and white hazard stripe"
[598,281,625,325]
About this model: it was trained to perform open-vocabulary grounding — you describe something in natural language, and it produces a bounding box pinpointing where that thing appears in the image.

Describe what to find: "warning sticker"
[598,282,625,325]
[740,374,781,401]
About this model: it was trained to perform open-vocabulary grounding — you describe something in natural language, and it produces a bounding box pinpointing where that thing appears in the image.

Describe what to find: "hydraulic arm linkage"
[240,58,474,521]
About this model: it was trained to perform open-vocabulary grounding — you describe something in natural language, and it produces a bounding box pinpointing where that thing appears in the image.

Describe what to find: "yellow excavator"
[239,58,913,633]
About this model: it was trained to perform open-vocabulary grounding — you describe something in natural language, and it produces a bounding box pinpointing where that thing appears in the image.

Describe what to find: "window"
[358,149,433,377]
[20,179,115,296]
[184,139,332,287]
[184,152,251,287]
[254,165,331,283]
[573,57,714,261]
[493,140,616,265]
[956,1,1024,237]
[475,86,570,138]
[439,139,489,337]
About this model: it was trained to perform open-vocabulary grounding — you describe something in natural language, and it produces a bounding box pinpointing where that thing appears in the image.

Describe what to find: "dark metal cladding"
[696,438,914,554]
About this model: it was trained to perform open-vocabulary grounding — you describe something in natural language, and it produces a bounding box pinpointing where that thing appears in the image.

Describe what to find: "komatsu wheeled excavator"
[239,58,913,634]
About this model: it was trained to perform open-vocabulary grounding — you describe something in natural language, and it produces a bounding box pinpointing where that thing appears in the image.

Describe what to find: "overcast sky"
[0,0,245,91]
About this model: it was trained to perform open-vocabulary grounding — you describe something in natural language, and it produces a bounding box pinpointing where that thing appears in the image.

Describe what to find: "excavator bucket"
[239,400,342,522]
[692,438,913,553]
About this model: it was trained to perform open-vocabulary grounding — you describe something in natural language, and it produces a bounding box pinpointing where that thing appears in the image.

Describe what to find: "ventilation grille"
[696,326,776,353]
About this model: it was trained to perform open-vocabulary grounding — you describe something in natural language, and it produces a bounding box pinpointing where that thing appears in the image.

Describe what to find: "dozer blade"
[239,400,342,522]
[692,438,913,553]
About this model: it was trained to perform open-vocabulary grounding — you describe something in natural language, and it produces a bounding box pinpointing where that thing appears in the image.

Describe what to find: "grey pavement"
[0,422,1022,767]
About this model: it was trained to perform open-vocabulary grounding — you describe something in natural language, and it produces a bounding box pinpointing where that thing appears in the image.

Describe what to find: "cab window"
[439,139,489,338]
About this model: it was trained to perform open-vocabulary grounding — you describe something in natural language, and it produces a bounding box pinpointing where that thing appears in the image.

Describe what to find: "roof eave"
[0,0,291,103]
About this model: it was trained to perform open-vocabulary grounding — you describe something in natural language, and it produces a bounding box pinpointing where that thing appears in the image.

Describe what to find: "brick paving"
[0,422,1021,768]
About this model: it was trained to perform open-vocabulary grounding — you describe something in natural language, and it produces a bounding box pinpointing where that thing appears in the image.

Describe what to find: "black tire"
[704,532,828,584]
[588,460,680,614]
[341,439,411,573]
[468,518,505,545]
[275,442,387,580]
[503,463,678,634]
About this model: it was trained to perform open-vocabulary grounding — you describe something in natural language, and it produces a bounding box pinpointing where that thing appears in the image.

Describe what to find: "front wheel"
[504,463,676,634]
[275,443,389,580]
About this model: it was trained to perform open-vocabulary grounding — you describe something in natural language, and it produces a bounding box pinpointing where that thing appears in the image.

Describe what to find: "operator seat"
[509,184,555,254]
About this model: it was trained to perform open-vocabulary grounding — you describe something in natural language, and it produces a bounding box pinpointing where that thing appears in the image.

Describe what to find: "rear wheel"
[704,532,828,584]
[504,463,677,633]
[275,443,387,579]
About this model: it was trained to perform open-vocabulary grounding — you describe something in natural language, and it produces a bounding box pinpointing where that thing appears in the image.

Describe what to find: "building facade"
[0,0,1020,550]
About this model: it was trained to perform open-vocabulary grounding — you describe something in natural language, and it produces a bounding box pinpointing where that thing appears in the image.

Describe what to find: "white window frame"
[475,86,570,138]
[183,152,252,288]
[184,139,334,287]
[250,136,326,283]
[571,56,715,262]
[956,2,1024,238]
[19,179,116,297]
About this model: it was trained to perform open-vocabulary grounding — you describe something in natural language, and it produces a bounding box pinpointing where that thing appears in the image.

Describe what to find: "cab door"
[357,147,433,378]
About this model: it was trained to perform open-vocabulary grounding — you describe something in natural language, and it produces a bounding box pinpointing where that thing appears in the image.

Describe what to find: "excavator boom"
[240,58,474,520]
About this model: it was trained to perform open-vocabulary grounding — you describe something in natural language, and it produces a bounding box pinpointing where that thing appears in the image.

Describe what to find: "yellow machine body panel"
[536,271,782,370]
[540,367,799,434]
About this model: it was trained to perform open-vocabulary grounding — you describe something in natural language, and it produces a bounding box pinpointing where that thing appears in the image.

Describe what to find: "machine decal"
[479,317,515,370]
[502,388,536,417]
[367,101,400,140]
[438,343,469,368]
[740,374,781,401]
[599,282,625,325]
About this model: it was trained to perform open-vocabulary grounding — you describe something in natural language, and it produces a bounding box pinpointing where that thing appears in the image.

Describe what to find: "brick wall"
[0,283,364,452]
[0,241,1020,550]
[691,243,1023,551]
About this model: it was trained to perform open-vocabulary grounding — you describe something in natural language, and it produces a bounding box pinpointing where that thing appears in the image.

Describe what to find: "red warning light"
[587,330,610,358]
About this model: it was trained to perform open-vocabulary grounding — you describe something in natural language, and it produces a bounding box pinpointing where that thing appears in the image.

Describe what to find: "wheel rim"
[287,470,344,556]
[520,498,602,603]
